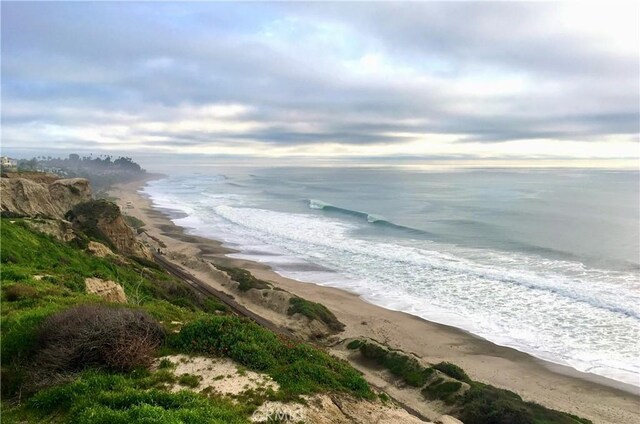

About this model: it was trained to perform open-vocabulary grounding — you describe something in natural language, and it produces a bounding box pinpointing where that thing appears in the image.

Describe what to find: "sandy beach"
[110,176,640,424]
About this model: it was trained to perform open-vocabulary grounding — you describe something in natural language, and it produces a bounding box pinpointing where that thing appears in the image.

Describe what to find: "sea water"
[142,166,640,387]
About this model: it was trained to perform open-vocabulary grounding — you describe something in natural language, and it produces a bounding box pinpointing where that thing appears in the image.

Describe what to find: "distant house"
[1,156,18,170]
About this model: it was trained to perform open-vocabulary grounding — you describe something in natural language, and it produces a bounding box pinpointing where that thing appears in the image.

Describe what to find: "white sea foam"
[143,177,640,387]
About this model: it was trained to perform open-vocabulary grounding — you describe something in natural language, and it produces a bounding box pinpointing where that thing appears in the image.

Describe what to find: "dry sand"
[110,177,640,424]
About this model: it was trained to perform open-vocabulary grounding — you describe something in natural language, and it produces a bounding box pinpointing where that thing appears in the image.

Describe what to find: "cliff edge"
[0,176,91,219]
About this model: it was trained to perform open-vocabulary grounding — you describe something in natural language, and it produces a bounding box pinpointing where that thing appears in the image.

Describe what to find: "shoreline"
[110,175,640,424]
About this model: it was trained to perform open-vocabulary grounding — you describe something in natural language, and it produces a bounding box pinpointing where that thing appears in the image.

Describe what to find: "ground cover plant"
[351,340,592,424]
[172,316,372,400]
[287,296,345,332]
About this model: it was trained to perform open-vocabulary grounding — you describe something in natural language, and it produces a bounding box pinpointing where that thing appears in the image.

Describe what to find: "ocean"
[142,166,640,387]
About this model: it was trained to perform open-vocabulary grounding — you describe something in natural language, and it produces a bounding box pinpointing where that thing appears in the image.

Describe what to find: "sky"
[2,1,639,166]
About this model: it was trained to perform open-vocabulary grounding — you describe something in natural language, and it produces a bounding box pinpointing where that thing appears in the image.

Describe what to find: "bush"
[4,283,39,301]
[460,385,534,424]
[422,380,462,402]
[359,342,431,387]
[433,362,470,382]
[33,305,165,385]
[288,297,345,332]
[214,265,270,291]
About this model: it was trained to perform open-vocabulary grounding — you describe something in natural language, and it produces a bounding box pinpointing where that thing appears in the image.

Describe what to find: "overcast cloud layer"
[2,2,639,162]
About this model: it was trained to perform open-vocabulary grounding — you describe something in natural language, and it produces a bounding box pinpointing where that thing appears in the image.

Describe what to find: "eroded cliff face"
[65,199,152,259]
[1,175,150,259]
[0,177,91,219]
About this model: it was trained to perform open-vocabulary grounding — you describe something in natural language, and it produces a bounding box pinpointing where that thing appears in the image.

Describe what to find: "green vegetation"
[172,316,372,400]
[1,219,215,401]
[178,373,201,388]
[353,340,592,424]
[433,361,470,382]
[3,371,247,424]
[213,266,344,333]
[287,296,345,332]
[64,200,122,248]
[158,358,175,369]
[0,218,375,422]
[459,382,594,424]
[422,379,462,403]
[358,341,431,387]
[214,265,271,291]
[3,283,38,301]
[22,153,146,190]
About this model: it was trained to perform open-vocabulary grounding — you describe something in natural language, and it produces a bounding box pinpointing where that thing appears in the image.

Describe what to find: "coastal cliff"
[0,174,150,260]
[65,199,152,259]
[0,176,91,219]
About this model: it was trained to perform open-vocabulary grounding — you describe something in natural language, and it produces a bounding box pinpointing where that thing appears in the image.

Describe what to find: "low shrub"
[359,342,431,387]
[433,362,470,382]
[288,297,345,332]
[214,265,271,291]
[4,283,39,301]
[422,380,462,402]
[33,305,165,385]
[460,384,534,424]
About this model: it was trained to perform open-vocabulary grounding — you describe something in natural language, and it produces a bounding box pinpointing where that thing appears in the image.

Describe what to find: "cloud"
[1,2,638,161]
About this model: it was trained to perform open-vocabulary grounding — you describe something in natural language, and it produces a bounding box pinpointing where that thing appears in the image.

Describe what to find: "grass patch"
[178,373,201,388]
[171,316,373,400]
[214,265,271,291]
[16,370,248,424]
[157,358,175,370]
[287,296,345,332]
